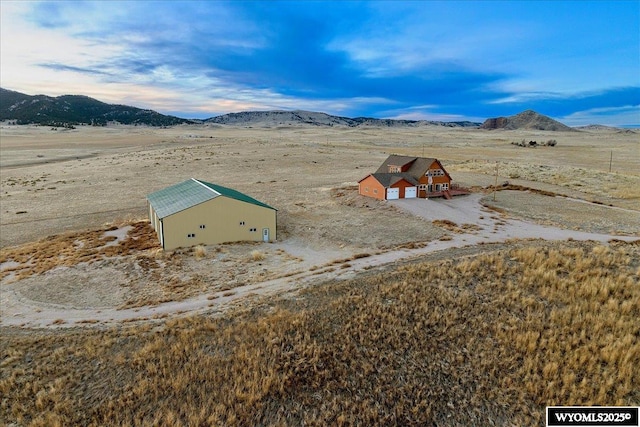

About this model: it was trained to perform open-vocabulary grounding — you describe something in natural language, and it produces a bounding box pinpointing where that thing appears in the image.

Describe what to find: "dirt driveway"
[2,193,636,329]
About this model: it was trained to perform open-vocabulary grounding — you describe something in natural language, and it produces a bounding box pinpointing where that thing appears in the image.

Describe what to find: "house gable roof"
[405,157,436,180]
[369,173,418,187]
[375,155,418,174]
[375,155,440,181]
[147,178,275,219]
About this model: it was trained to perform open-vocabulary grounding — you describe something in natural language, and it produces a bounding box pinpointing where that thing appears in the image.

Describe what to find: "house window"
[187,233,196,238]
[239,221,245,226]
[389,166,401,173]
[436,184,441,191]
[373,188,378,194]
[199,224,206,229]
[442,183,449,191]
[365,187,369,192]
[419,184,427,190]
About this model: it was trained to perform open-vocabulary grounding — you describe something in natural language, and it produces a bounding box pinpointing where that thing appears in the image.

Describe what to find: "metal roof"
[197,180,276,211]
[147,178,275,219]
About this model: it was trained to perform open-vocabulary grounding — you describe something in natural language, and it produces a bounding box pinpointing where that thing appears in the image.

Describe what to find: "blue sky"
[1,1,638,126]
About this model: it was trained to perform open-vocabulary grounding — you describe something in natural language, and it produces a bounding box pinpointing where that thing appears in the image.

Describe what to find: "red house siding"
[391,179,416,198]
[417,160,452,198]
[358,175,386,200]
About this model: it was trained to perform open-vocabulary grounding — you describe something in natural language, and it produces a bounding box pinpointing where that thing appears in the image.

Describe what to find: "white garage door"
[387,188,400,200]
[405,186,417,198]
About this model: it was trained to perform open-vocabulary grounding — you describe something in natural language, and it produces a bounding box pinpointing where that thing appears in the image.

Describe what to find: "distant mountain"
[0,88,192,126]
[575,124,625,131]
[205,110,481,128]
[7,88,585,130]
[480,110,575,131]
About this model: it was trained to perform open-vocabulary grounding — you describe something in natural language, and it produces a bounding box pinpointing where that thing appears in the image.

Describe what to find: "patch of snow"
[102,225,132,247]
[0,260,21,271]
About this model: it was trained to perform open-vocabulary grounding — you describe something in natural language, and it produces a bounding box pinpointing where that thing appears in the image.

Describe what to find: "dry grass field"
[1,124,638,249]
[1,240,638,426]
[1,123,639,425]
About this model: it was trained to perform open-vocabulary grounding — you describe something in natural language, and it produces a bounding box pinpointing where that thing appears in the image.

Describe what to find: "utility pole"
[609,150,613,173]
[493,162,498,201]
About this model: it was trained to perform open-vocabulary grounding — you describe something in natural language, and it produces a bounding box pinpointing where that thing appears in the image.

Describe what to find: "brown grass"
[0,220,160,281]
[432,219,482,234]
[1,240,637,426]
[193,245,207,259]
[249,249,265,261]
[485,183,558,197]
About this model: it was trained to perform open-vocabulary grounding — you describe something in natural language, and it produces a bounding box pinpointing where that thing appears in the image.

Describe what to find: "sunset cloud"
[1,1,638,126]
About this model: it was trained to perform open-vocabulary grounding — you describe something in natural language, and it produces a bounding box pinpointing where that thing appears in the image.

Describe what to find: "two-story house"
[358,155,453,200]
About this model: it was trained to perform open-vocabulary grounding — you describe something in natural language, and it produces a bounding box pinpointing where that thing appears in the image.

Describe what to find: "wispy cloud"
[560,105,640,127]
[38,63,111,76]
[1,1,638,124]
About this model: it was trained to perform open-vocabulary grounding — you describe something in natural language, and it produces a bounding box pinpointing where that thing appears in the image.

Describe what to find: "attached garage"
[147,178,277,251]
[405,186,417,198]
[386,188,400,200]
[358,173,418,201]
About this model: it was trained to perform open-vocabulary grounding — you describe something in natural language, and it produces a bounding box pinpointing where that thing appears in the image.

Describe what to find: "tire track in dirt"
[1,195,637,329]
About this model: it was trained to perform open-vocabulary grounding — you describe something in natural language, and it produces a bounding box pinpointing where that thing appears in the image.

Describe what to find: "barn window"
[250,228,257,232]
[187,233,195,238]
[199,224,206,229]
[239,221,245,226]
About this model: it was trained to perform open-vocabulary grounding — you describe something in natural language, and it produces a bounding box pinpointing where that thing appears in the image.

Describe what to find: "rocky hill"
[0,88,192,127]
[205,110,480,128]
[480,110,575,131]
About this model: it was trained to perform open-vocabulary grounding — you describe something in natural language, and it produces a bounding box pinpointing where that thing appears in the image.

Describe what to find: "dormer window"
[388,166,401,173]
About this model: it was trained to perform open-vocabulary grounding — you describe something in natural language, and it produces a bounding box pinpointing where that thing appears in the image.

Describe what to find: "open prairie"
[2,123,638,249]
[1,123,639,425]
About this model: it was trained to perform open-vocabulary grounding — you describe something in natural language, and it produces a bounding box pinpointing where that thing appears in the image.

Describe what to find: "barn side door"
[262,228,270,242]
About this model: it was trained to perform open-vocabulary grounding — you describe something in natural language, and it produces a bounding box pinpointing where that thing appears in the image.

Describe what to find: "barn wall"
[161,196,276,251]
[358,175,386,201]
[148,203,163,246]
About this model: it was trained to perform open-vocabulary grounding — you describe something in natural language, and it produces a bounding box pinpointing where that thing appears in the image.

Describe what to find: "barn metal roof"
[147,178,275,219]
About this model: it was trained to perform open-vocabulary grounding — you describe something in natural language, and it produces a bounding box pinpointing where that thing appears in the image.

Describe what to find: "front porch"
[421,184,471,199]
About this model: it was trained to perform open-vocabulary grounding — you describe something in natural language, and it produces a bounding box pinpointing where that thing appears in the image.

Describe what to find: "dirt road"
[2,194,636,329]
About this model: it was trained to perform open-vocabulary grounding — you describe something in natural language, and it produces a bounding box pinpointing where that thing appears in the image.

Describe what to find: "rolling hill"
[2,88,581,130]
[0,88,192,127]
[205,110,480,128]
